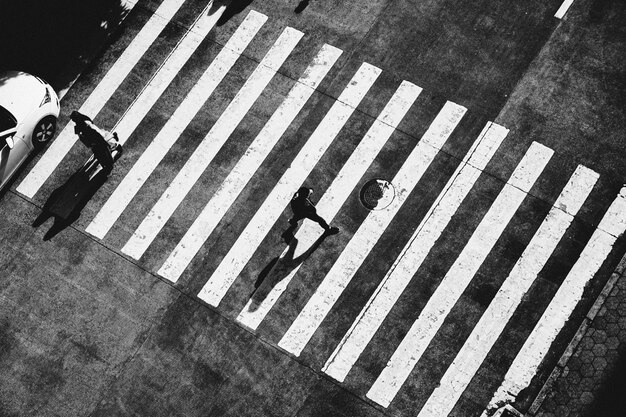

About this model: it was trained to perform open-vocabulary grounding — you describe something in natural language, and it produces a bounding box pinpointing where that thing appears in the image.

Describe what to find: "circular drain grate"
[359,179,395,210]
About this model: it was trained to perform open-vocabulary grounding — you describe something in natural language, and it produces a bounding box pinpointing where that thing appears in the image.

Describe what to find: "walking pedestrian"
[289,187,339,234]
[70,111,119,175]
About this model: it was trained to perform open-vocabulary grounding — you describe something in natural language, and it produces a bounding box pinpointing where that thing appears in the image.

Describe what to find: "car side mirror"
[5,136,14,149]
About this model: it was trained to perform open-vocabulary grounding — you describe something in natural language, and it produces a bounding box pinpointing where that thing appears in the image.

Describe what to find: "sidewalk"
[528,254,626,416]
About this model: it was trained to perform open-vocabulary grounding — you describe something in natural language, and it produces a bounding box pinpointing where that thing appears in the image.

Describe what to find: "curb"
[525,252,626,415]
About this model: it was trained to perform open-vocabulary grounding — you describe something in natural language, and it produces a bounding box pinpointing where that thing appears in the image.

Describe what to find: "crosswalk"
[16,2,626,416]
[322,121,509,384]
[86,5,259,240]
[198,60,382,304]
[277,101,468,356]
[16,0,198,198]
[366,141,554,407]
[432,165,598,417]
[122,23,303,259]
[159,41,343,282]
[237,80,422,330]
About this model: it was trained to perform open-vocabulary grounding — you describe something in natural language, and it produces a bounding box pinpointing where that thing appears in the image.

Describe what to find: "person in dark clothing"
[70,111,118,175]
[289,187,339,234]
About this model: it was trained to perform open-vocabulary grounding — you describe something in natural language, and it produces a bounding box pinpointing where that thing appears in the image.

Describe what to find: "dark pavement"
[0,0,625,416]
[0,0,135,97]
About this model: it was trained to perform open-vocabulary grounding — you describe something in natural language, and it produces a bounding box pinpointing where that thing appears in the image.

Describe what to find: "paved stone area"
[529,254,626,416]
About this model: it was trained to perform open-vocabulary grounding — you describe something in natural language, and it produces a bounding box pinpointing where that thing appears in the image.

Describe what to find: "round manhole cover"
[360,179,395,210]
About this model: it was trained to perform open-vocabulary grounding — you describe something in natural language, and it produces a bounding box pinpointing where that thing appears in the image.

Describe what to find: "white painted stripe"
[121,26,304,259]
[113,3,227,144]
[555,0,575,19]
[17,0,188,198]
[85,11,267,239]
[367,141,554,408]
[322,122,509,383]
[236,81,423,329]
[278,101,468,357]
[418,165,598,417]
[158,44,343,282]
[197,62,382,306]
[482,186,626,416]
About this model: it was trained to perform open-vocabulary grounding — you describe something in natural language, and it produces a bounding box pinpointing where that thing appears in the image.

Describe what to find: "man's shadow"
[248,224,330,311]
[32,164,108,240]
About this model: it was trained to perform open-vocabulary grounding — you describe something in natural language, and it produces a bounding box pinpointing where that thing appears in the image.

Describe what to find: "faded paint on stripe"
[322,122,509,383]
[236,80,423,329]
[86,10,267,239]
[16,0,189,198]
[367,141,554,408]
[418,165,598,417]
[482,186,626,416]
[197,62,382,306]
[121,26,304,259]
[158,43,343,282]
[277,101,468,357]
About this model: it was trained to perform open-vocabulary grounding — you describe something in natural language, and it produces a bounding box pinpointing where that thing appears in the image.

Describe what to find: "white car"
[0,70,60,190]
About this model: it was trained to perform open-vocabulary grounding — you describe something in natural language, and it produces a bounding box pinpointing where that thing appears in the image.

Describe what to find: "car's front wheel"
[32,116,57,149]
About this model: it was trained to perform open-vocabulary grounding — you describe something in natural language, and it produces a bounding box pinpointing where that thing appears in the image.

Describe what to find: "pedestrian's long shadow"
[248,225,330,311]
[212,0,255,26]
[294,0,311,14]
[32,167,108,241]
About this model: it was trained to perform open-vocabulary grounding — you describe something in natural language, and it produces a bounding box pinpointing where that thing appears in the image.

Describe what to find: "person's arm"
[84,122,112,149]
[304,197,316,209]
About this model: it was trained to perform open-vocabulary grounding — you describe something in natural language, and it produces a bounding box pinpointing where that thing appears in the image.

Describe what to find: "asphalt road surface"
[1,0,625,416]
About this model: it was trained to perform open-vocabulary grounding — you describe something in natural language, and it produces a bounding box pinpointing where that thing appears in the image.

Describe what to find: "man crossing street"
[289,186,339,235]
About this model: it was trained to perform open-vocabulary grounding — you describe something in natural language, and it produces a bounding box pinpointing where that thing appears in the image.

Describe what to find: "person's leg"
[305,211,330,231]
[93,145,114,174]
[289,212,304,226]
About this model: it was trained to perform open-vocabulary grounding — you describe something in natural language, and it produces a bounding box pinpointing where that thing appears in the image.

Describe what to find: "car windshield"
[0,105,17,132]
